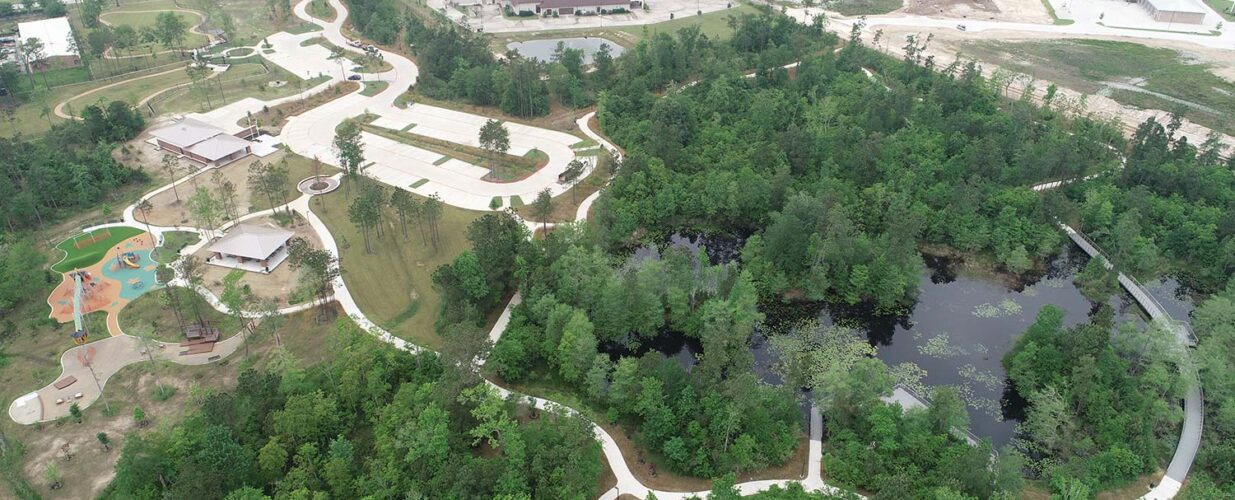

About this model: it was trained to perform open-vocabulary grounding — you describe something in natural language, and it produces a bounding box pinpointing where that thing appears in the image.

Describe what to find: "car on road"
[348,74,361,80]
[956,24,967,31]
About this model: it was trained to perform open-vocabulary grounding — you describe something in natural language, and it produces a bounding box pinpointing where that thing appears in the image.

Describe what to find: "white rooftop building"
[148,117,256,166]
[17,17,78,60]
[206,224,296,274]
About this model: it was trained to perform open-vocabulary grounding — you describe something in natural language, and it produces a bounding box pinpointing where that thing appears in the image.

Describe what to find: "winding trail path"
[53,65,190,119]
[13,3,1204,498]
[98,7,217,60]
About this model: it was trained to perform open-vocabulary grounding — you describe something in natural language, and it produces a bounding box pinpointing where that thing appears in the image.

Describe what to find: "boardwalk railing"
[888,384,986,450]
[1059,223,1197,347]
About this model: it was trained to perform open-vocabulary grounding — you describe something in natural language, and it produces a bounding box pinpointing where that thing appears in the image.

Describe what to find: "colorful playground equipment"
[119,252,141,269]
[69,271,90,345]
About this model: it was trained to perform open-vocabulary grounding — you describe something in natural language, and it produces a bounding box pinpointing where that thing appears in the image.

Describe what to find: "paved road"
[273,0,588,211]
[785,8,1235,51]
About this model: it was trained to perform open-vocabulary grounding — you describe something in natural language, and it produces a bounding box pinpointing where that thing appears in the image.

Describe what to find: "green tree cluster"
[102,320,603,499]
[1184,280,1235,497]
[0,106,147,231]
[483,228,801,477]
[1003,305,1186,492]
[1072,118,1235,292]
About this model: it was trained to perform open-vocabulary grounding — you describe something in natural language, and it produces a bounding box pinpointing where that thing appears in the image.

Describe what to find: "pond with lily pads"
[605,236,1195,446]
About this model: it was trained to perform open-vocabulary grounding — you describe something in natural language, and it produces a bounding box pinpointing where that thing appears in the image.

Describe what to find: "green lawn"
[617,3,763,40]
[9,66,93,94]
[826,0,903,16]
[152,231,200,264]
[153,61,330,115]
[959,39,1235,134]
[99,11,209,48]
[312,178,483,350]
[249,153,341,213]
[118,287,234,342]
[1204,0,1235,20]
[62,67,193,116]
[307,0,338,21]
[52,227,146,273]
[360,81,390,96]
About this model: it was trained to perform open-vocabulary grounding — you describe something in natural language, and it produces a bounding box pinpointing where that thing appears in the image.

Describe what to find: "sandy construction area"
[863,25,1235,146]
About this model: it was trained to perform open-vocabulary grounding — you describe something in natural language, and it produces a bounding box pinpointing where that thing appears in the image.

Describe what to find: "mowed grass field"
[154,61,330,114]
[98,10,210,48]
[821,0,903,16]
[312,179,483,350]
[52,226,146,273]
[959,39,1235,134]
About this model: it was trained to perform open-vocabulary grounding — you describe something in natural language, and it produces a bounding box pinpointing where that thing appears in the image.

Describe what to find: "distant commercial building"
[16,17,78,67]
[1138,0,1206,24]
[505,0,641,16]
[149,117,257,167]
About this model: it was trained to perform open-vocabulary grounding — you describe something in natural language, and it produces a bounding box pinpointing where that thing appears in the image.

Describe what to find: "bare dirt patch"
[859,26,1235,146]
[6,307,339,499]
[136,153,278,228]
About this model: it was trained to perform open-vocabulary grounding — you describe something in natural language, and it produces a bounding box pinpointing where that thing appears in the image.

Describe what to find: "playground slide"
[121,254,140,269]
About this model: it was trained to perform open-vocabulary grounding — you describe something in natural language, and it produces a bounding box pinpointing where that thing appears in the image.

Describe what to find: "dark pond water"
[505,37,625,64]
[607,235,1197,446]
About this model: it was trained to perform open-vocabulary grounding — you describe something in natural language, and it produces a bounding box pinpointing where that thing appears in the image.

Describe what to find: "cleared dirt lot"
[861,25,1235,145]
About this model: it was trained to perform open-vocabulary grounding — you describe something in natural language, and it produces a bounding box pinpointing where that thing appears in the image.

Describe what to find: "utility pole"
[81,345,111,414]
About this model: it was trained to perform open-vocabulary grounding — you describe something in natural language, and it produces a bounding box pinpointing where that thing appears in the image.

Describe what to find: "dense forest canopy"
[102,322,604,499]
[0,101,146,232]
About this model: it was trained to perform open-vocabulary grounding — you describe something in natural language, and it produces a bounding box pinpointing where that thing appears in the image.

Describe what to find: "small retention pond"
[505,37,625,64]
[606,235,1196,446]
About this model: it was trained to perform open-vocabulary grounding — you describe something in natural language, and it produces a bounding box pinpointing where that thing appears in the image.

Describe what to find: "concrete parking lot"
[432,0,734,33]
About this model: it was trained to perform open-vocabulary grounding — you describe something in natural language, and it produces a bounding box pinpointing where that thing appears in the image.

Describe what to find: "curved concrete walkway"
[99,7,216,60]
[14,42,852,500]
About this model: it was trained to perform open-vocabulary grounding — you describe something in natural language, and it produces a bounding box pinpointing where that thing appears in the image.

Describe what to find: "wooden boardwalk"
[1059,223,1196,346]
[1059,222,1202,491]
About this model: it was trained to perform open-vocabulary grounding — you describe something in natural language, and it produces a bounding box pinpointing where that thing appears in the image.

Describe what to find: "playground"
[50,227,146,273]
[47,232,161,340]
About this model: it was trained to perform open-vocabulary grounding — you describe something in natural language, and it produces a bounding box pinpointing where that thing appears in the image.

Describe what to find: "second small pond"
[505,37,625,64]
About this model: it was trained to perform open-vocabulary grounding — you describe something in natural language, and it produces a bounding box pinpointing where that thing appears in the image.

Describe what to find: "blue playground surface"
[99,249,161,301]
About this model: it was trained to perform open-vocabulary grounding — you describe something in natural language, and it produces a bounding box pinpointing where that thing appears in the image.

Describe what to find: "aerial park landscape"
[1,0,1234,497]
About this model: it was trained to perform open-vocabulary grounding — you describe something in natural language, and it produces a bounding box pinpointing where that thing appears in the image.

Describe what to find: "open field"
[1204,0,1235,20]
[98,10,210,48]
[829,0,904,16]
[152,61,329,115]
[52,227,146,273]
[216,0,322,44]
[312,178,483,350]
[958,38,1235,135]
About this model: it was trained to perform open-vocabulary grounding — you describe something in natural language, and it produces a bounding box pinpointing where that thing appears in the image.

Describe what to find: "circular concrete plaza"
[298,176,340,195]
